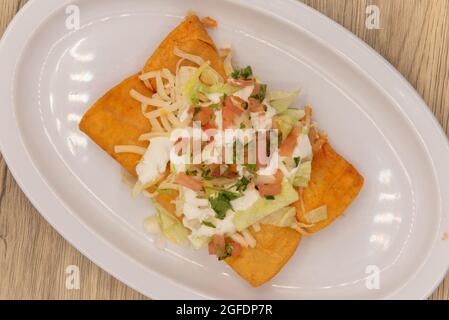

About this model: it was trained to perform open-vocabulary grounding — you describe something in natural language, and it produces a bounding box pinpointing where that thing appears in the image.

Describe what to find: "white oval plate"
[1,0,448,300]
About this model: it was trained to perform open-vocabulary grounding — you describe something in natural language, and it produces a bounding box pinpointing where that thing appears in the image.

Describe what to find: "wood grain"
[0,0,448,300]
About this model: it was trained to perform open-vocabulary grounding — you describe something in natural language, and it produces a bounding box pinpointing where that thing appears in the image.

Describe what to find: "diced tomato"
[175,172,203,192]
[211,166,221,177]
[252,83,261,96]
[224,164,238,178]
[174,137,189,155]
[213,234,225,248]
[226,96,244,115]
[203,122,217,132]
[209,234,226,257]
[255,134,269,170]
[273,169,284,184]
[224,239,241,258]
[193,107,214,127]
[258,183,282,197]
[222,107,234,129]
[209,235,235,259]
[248,98,264,113]
[256,170,284,197]
[208,241,217,255]
[231,242,241,257]
[222,96,244,129]
[279,126,301,157]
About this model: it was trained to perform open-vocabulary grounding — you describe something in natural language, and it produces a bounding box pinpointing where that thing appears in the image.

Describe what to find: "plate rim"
[0,0,448,299]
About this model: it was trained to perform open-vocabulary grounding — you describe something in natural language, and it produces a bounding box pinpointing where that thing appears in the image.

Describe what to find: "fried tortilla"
[225,144,363,287]
[143,15,226,85]
[226,224,301,287]
[79,74,151,176]
[293,143,364,233]
[79,14,363,288]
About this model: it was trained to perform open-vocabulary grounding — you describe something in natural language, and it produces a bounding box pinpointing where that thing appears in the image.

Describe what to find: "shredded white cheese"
[114,145,147,155]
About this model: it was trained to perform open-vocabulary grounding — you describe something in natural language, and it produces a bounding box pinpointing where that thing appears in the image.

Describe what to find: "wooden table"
[0,0,448,300]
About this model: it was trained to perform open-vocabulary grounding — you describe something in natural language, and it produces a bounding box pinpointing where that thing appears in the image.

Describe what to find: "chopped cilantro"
[265,195,275,200]
[202,221,216,228]
[156,188,172,195]
[201,167,213,180]
[251,84,267,102]
[241,66,253,80]
[231,70,240,79]
[234,176,250,192]
[294,157,301,167]
[194,106,201,116]
[191,94,200,105]
[240,123,246,129]
[220,190,240,200]
[231,66,253,80]
[210,103,220,110]
[209,194,232,219]
[209,190,240,219]
[185,169,198,176]
[246,163,257,172]
[218,244,233,260]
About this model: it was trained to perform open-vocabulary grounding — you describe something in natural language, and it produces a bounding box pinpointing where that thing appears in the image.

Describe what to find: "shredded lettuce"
[268,90,300,113]
[200,67,224,86]
[155,203,190,245]
[293,160,312,187]
[233,180,299,231]
[293,134,313,161]
[183,62,211,104]
[200,83,238,96]
[143,215,161,234]
[304,205,328,224]
[260,206,296,228]
[274,109,305,139]
[188,234,211,250]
